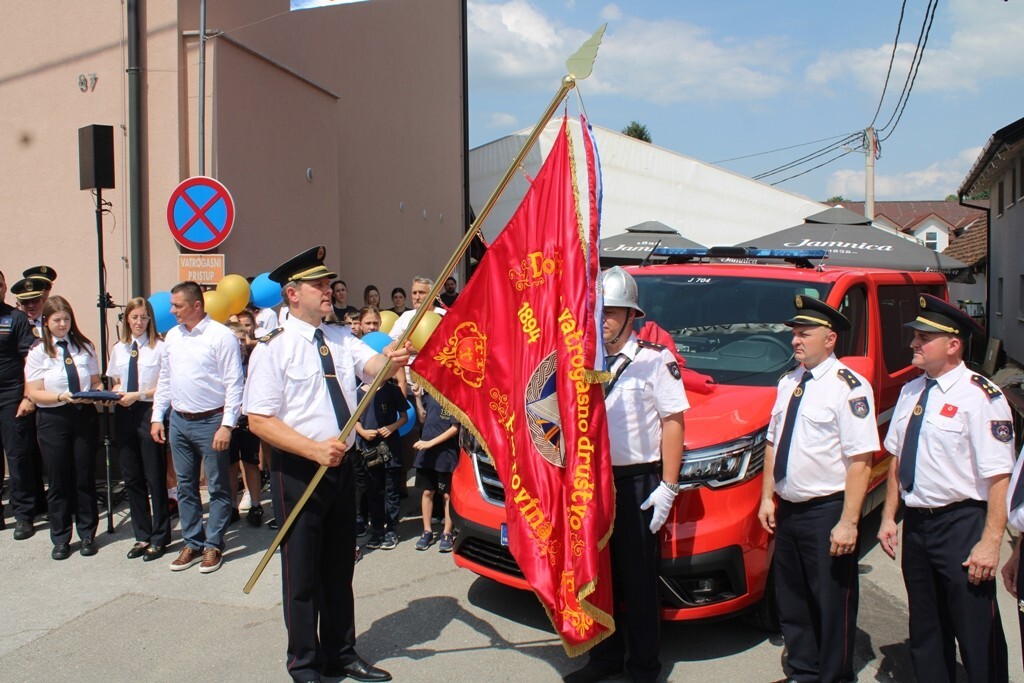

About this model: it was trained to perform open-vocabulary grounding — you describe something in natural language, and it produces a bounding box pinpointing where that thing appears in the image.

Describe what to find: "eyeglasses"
[127,315,150,322]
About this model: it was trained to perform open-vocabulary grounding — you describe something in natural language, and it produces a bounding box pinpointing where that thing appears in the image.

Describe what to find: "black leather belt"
[174,407,224,421]
[612,462,660,479]
[778,491,844,507]
[906,499,986,516]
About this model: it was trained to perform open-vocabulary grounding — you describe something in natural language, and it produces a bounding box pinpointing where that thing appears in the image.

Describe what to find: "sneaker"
[170,546,203,571]
[229,508,241,525]
[438,533,454,553]
[415,531,435,551]
[199,548,223,574]
[366,534,384,550]
[355,516,368,538]
[267,518,278,530]
[239,490,253,512]
[381,531,399,550]
[246,505,264,528]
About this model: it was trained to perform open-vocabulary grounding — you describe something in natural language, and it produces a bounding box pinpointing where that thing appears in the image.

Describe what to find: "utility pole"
[864,126,876,220]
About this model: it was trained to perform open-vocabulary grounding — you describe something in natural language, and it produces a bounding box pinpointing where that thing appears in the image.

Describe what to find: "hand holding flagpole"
[243,24,607,595]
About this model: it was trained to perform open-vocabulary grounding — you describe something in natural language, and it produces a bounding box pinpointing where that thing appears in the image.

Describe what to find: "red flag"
[411,118,615,655]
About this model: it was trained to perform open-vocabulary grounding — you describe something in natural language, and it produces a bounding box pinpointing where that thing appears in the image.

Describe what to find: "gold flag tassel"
[243,24,608,595]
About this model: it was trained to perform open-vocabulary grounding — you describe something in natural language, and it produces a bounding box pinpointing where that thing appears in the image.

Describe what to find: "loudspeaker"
[78,124,115,190]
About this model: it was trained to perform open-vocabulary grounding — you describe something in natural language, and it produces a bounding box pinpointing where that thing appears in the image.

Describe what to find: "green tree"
[621,120,652,143]
[824,195,846,204]
[945,194,958,201]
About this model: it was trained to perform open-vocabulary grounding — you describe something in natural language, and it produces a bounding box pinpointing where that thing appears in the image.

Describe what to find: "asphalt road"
[1,491,1021,682]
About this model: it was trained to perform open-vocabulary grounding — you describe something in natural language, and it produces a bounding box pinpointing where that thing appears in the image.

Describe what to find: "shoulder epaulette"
[971,374,1002,399]
[258,327,284,344]
[636,339,665,352]
[837,368,861,389]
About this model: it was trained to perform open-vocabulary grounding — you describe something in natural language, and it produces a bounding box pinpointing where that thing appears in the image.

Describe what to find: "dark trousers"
[775,496,858,683]
[0,400,44,520]
[271,448,357,682]
[36,405,98,545]
[365,464,402,533]
[589,469,661,682]
[903,503,1008,683]
[115,403,170,546]
[1016,549,1024,678]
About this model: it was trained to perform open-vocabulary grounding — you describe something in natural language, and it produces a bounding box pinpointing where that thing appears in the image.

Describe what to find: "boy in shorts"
[412,384,459,552]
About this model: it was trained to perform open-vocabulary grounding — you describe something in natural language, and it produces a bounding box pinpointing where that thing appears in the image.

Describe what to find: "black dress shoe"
[127,542,149,559]
[326,658,392,682]
[80,538,98,557]
[562,662,624,683]
[230,508,241,525]
[143,544,166,562]
[52,543,71,560]
[13,519,35,540]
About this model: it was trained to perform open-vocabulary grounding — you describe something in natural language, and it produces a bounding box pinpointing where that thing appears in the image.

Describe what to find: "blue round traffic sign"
[166,176,235,251]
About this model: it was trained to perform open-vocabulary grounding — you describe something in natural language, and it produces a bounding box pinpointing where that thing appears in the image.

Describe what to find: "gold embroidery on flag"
[509,250,564,290]
[433,321,486,388]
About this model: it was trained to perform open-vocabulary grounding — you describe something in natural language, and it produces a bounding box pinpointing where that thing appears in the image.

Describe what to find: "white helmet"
[602,266,645,318]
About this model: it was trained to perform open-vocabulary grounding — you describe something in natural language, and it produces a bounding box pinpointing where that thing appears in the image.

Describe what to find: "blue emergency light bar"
[651,246,829,267]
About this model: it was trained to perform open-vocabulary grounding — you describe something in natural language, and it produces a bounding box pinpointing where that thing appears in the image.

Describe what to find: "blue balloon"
[251,272,282,309]
[148,291,175,335]
[361,331,393,353]
[398,402,417,436]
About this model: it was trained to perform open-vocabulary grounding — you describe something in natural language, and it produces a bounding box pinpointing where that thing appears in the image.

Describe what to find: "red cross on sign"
[166,176,236,252]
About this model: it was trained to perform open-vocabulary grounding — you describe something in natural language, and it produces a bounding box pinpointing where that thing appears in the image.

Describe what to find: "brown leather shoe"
[169,546,203,572]
[199,547,223,574]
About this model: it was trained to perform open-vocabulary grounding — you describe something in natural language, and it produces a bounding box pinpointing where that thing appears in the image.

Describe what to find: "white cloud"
[486,112,519,128]
[806,0,1024,95]
[826,146,983,200]
[468,0,793,102]
[600,4,622,22]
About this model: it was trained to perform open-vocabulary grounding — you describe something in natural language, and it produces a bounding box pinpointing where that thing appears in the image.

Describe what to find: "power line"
[753,132,862,181]
[869,0,908,128]
[880,0,938,142]
[711,133,854,164]
[877,0,938,135]
[769,149,857,186]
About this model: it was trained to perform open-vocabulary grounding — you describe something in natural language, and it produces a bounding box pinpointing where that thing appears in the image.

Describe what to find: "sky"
[467,0,1024,203]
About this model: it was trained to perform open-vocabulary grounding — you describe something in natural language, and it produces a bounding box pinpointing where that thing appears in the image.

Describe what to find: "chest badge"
[913,404,924,417]
[940,403,958,418]
[793,386,804,398]
[319,345,329,356]
[65,357,74,366]
[131,349,138,358]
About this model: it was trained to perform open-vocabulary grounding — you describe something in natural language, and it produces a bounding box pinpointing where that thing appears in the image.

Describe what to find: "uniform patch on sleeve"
[258,327,284,344]
[991,420,1013,442]
[837,368,861,389]
[666,361,681,380]
[972,374,1002,399]
[849,397,869,418]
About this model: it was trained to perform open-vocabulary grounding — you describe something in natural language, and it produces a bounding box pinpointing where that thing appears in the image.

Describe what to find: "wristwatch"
[662,480,680,494]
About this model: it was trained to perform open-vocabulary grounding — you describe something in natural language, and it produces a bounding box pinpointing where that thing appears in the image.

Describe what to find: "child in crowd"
[226,321,263,526]
[412,384,460,552]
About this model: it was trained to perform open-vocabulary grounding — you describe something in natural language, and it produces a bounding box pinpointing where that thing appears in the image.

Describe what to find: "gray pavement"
[1,490,1022,682]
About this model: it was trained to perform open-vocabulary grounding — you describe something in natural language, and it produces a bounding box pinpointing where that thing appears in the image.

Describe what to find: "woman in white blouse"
[109,297,170,562]
[24,296,102,560]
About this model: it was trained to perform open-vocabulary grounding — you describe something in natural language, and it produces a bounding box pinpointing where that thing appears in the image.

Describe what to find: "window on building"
[878,284,944,374]
[924,231,938,251]
[998,180,1005,216]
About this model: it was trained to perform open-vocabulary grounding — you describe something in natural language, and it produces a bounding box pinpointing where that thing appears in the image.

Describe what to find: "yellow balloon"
[410,311,443,351]
[204,290,232,323]
[379,309,399,334]
[217,274,251,315]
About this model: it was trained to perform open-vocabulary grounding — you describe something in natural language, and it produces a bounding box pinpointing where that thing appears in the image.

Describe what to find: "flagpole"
[243,26,606,594]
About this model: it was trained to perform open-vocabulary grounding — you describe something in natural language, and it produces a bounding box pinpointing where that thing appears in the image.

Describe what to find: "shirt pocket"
[800,407,836,440]
[615,376,649,414]
[923,413,964,458]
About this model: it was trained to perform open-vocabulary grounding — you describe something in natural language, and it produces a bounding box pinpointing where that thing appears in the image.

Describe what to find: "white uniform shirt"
[24,337,98,408]
[1006,445,1024,531]
[884,362,1014,508]
[151,315,244,428]
[254,307,279,337]
[244,314,377,447]
[604,336,689,467]
[768,355,880,503]
[107,334,165,401]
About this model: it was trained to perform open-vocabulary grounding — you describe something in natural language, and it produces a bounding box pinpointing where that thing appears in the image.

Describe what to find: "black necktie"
[56,340,81,394]
[773,371,813,483]
[126,341,139,392]
[313,329,352,432]
[898,378,938,493]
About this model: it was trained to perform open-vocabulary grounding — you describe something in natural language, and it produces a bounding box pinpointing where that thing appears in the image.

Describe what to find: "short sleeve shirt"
[25,338,98,408]
[108,334,165,399]
[884,362,1014,508]
[414,391,460,473]
[768,355,880,502]
[604,336,690,467]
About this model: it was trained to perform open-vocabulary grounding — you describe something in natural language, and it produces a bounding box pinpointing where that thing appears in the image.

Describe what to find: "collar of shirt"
[928,361,968,394]
[131,333,149,346]
[803,354,838,381]
[284,313,321,344]
[179,315,211,337]
[616,335,640,362]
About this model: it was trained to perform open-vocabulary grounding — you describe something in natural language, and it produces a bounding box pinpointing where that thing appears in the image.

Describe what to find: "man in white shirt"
[151,281,244,574]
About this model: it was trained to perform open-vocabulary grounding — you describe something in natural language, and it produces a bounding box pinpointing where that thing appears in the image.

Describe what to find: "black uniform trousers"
[271,447,357,683]
[903,502,1008,683]
[589,467,662,683]
[0,400,44,521]
[774,494,858,683]
[36,405,98,545]
[1016,548,1024,677]
[115,402,170,546]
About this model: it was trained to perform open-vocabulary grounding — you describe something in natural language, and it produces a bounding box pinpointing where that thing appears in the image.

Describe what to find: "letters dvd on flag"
[411,117,615,655]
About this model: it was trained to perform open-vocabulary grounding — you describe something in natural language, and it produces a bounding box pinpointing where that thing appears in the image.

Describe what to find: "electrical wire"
[769,149,857,186]
[877,0,938,137]
[879,0,938,142]
[869,0,908,128]
[753,132,862,180]
[711,133,854,164]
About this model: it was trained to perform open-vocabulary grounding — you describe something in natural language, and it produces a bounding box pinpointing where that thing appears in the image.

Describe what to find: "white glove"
[640,481,678,533]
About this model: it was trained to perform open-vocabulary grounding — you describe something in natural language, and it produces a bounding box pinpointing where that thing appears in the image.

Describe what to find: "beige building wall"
[1,0,467,349]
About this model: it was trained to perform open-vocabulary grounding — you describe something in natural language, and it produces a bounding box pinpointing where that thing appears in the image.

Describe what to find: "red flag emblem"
[940,403,958,418]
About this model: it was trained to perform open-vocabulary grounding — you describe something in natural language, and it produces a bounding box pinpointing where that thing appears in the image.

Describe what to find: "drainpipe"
[127,0,144,294]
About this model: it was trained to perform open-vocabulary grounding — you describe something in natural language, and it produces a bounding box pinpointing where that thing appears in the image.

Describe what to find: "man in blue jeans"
[151,281,243,574]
